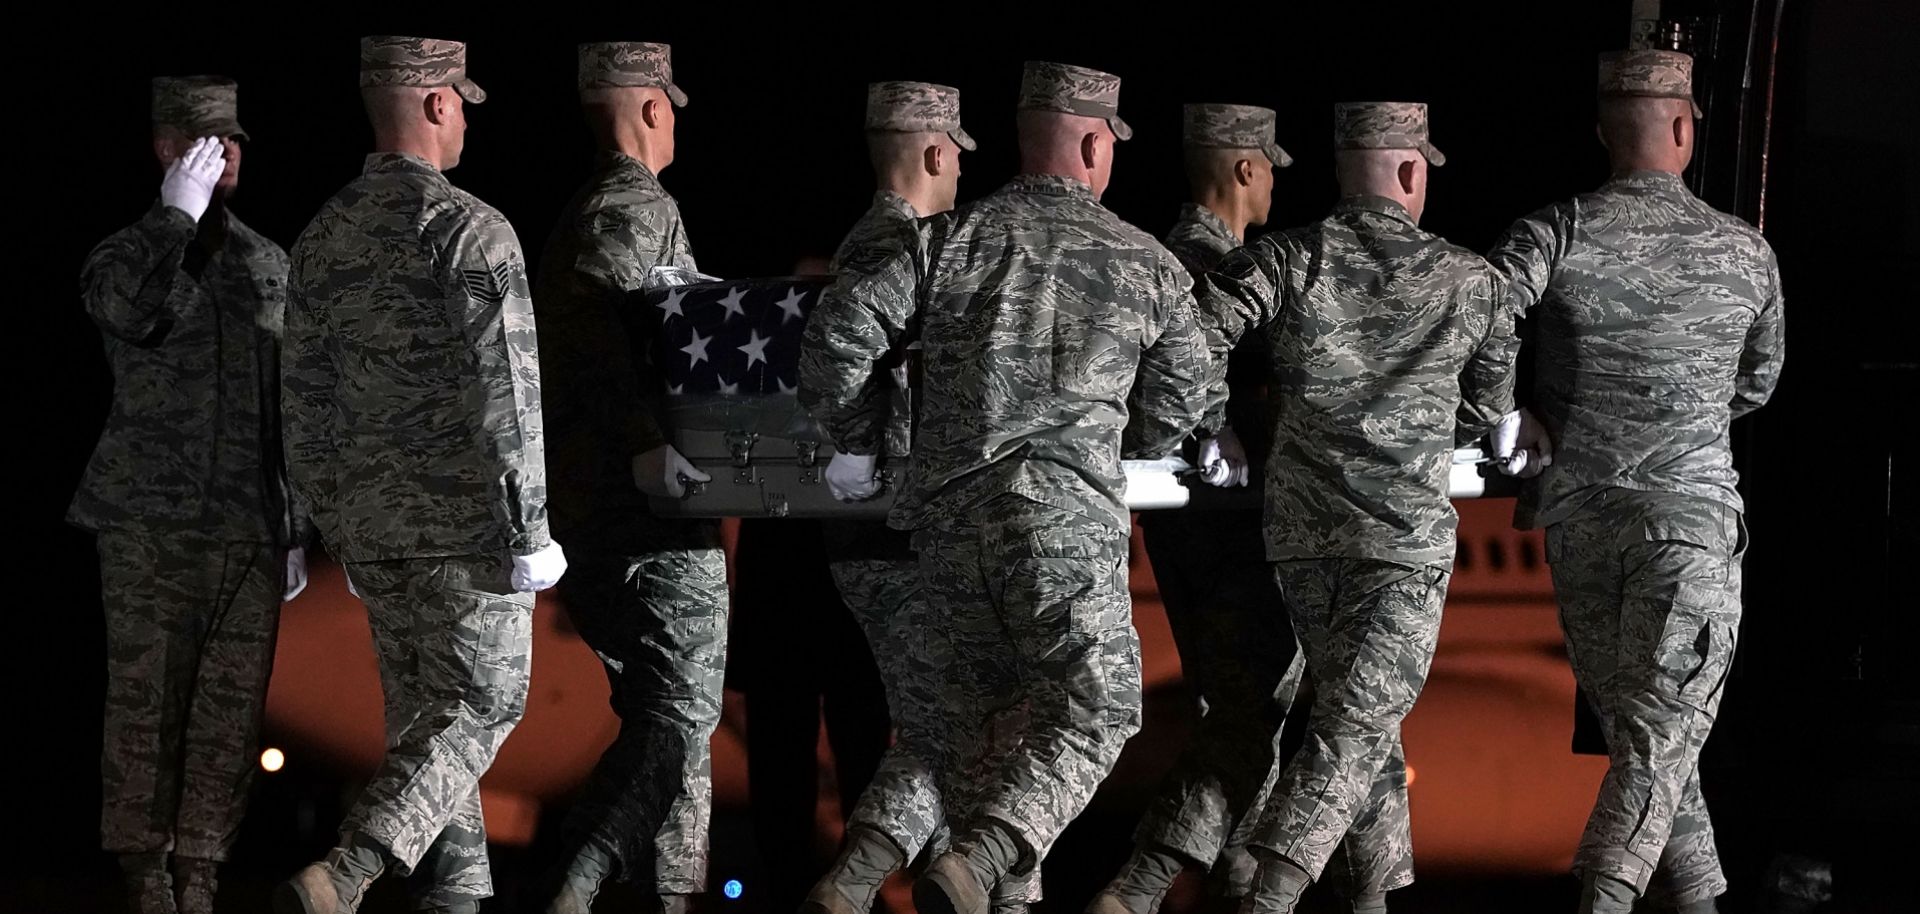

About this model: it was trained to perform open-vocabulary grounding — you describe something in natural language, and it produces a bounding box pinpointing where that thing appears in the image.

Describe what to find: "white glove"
[344,568,360,599]
[283,547,309,602]
[642,265,723,290]
[633,444,711,499]
[1198,428,1251,488]
[511,542,568,593]
[825,452,882,502]
[1492,408,1555,479]
[160,136,225,223]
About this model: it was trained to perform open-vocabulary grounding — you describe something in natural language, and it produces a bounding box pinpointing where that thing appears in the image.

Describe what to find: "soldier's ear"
[1594,121,1610,152]
[423,89,450,126]
[924,142,943,178]
[1397,158,1428,195]
[1080,131,1099,170]
[152,134,180,167]
[643,96,666,130]
[1236,157,1255,187]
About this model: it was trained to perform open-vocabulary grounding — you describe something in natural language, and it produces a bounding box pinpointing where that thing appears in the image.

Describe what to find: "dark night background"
[10,3,1918,912]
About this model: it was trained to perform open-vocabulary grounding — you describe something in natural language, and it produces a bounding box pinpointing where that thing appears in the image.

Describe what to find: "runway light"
[723,880,743,900]
[260,748,286,773]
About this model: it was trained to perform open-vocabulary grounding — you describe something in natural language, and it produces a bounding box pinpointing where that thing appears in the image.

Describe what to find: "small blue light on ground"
[723,880,743,900]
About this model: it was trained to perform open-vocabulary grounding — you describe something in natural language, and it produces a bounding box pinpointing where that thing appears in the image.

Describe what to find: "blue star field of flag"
[639,278,830,396]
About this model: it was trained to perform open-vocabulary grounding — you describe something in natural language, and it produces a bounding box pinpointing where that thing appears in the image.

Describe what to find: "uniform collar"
[1008,173,1096,199]
[1334,194,1416,227]
[362,152,443,178]
[1177,202,1240,244]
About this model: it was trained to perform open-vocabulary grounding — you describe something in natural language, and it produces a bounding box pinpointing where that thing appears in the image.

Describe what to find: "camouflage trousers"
[1136,508,1303,873]
[97,529,281,861]
[554,515,729,893]
[1547,488,1743,906]
[346,553,534,908]
[1250,559,1439,896]
[913,496,1143,886]
[823,519,950,862]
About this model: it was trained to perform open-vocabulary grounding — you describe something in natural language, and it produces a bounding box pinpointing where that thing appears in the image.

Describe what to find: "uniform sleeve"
[79,206,199,345]
[1732,248,1786,419]
[799,221,925,456]
[442,209,551,556]
[280,245,340,540]
[1124,263,1224,458]
[1189,236,1291,433]
[1455,263,1520,443]
[1486,201,1574,318]
[254,245,316,548]
[551,206,674,459]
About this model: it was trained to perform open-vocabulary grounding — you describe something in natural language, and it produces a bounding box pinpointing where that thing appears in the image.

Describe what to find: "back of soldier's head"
[1017,109,1105,165]
[1182,103,1290,201]
[357,36,485,168]
[1333,148,1423,197]
[580,87,672,138]
[1597,95,1694,170]
[576,42,687,169]
[361,85,431,132]
[863,82,973,214]
[1184,146,1244,196]
[1594,49,1701,173]
[1014,62,1130,198]
[1330,102,1442,220]
[867,130,942,175]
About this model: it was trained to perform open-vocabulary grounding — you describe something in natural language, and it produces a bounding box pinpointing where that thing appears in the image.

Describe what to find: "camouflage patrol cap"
[152,76,246,140]
[578,42,688,107]
[1183,103,1292,168]
[865,81,976,152]
[1598,49,1704,118]
[1332,101,1445,167]
[1017,61,1132,141]
[359,36,486,104]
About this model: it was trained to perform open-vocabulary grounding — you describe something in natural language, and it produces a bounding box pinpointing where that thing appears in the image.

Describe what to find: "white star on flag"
[775,288,808,323]
[719,380,740,395]
[681,330,711,367]
[657,288,689,320]
[718,287,748,321]
[738,330,771,369]
[668,382,684,395]
[776,378,796,395]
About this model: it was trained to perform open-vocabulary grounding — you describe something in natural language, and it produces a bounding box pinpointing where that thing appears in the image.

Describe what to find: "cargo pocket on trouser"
[1007,551,1124,733]
[1652,581,1738,717]
[442,557,534,742]
[1001,547,1137,860]
[1617,573,1738,865]
[1066,551,1141,737]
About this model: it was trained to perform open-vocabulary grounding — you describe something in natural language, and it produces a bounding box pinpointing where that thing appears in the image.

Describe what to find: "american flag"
[637,277,830,396]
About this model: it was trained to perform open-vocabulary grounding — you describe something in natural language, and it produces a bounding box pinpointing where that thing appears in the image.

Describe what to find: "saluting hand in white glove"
[160,136,226,223]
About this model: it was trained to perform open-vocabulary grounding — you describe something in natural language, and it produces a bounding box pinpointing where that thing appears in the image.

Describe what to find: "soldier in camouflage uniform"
[76,75,309,914]
[1090,103,1307,914]
[803,80,977,914]
[1486,51,1784,914]
[275,37,567,914]
[531,42,726,914]
[801,61,1228,914]
[1197,103,1519,914]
